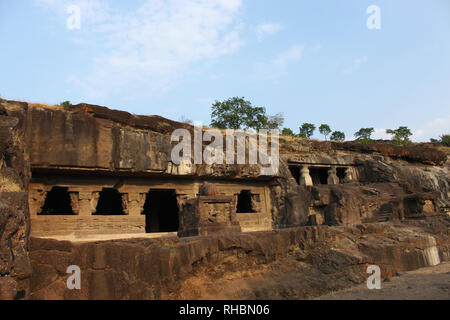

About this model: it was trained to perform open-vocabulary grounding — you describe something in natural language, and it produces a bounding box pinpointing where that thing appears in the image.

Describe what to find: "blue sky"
[1,0,449,141]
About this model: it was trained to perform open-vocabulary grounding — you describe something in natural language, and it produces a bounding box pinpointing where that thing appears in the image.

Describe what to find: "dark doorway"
[337,167,347,181]
[142,189,179,233]
[39,187,74,215]
[309,167,328,185]
[94,188,125,215]
[288,165,300,184]
[236,190,255,213]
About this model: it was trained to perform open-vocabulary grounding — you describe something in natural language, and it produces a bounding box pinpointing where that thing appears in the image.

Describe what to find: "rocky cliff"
[29,217,449,299]
[0,102,31,299]
[0,98,449,299]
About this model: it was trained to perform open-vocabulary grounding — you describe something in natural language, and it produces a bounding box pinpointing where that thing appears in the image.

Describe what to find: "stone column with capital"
[69,191,80,215]
[327,167,339,185]
[299,166,313,186]
[29,188,48,216]
[343,167,355,183]
[76,191,100,216]
[124,192,146,216]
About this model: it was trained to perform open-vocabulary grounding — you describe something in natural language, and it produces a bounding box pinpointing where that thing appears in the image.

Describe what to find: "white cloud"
[368,116,450,142]
[411,115,450,142]
[34,0,111,25]
[35,0,243,99]
[372,128,391,140]
[274,45,303,66]
[343,56,368,75]
[256,23,283,41]
[253,44,304,81]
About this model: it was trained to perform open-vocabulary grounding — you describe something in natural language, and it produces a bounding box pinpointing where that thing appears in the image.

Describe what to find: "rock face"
[272,143,449,228]
[0,104,31,300]
[29,217,449,299]
[0,98,449,299]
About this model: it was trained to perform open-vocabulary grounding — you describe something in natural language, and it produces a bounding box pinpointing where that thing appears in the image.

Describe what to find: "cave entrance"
[93,188,125,215]
[39,186,74,215]
[142,189,179,233]
[288,165,300,184]
[337,167,347,181]
[236,190,256,213]
[309,167,328,185]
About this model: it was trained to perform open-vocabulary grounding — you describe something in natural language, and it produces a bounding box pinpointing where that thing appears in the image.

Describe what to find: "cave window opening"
[236,190,256,213]
[39,187,74,215]
[336,167,347,181]
[288,165,301,184]
[142,189,179,233]
[93,188,125,215]
[309,167,328,185]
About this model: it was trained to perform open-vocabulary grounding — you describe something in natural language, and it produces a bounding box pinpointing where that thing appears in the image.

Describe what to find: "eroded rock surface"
[0,104,31,300]
[29,217,449,300]
[0,98,449,299]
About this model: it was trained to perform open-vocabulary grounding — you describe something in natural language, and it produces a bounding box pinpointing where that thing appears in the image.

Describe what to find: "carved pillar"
[69,191,80,215]
[343,167,354,183]
[327,167,339,185]
[176,194,189,211]
[121,193,129,215]
[76,191,99,216]
[251,193,261,212]
[299,166,313,186]
[124,192,146,216]
[90,192,100,214]
[29,188,47,215]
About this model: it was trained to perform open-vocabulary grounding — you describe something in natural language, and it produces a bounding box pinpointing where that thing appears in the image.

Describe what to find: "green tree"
[440,134,450,146]
[386,126,412,145]
[60,101,72,107]
[281,128,296,136]
[319,124,332,140]
[431,134,450,146]
[299,123,316,139]
[266,112,285,129]
[354,127,374,142]
[211,97,272,130]
[179,116,193,125]
[330,131,345,142]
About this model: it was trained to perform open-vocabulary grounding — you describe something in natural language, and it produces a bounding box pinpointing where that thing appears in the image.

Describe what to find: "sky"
[0,0,449,141]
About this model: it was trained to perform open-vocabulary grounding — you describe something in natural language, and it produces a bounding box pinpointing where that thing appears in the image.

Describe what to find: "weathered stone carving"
[123,192,146,216]
[29,188,47,216]
[343,167,354,183]
[178,183,241,237]
[327,167,339,185]
[299,166,313,186]
[69,191,80,215]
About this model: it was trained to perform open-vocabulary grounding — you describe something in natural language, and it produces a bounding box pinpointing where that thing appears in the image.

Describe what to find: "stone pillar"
[29,188,47,216]
[123,192,146,216]
[69,192,80,215]
[299,166,313,186]
[77,191,99,216]
[343,167,354,183]
[176,194,189,212]
[327,167,339,185]
[251,193,261,212]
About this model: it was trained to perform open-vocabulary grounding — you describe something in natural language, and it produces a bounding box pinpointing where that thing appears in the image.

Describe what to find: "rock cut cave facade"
[1,98,449,300]
[2,99,448,240]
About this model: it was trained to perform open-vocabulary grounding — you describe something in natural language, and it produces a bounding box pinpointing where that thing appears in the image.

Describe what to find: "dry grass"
[28,102,63,111]
[0,175,21,192]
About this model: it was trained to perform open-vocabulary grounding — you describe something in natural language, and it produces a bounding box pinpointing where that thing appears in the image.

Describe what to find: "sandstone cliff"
[0,98,448,299]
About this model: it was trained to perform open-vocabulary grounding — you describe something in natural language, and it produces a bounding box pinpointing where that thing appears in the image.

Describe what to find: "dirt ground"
[316,262,450,300]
